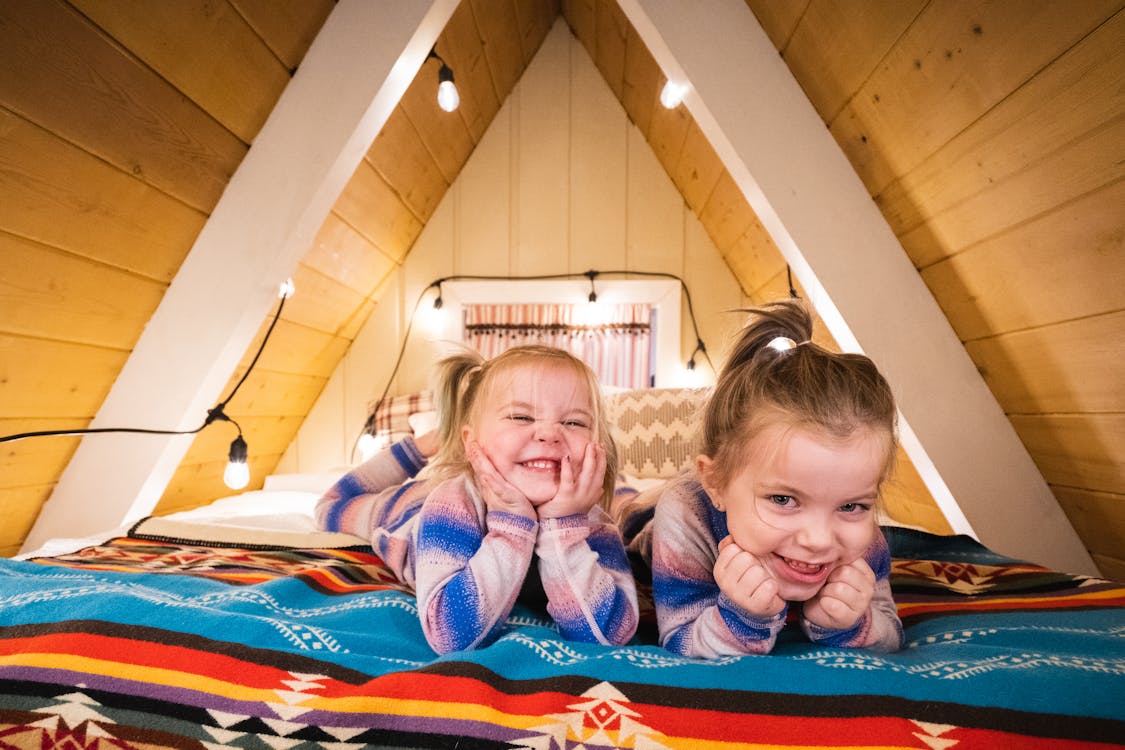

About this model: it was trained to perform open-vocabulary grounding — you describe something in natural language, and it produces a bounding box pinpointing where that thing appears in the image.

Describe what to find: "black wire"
[786,265,800,298]
[0,292,286,444]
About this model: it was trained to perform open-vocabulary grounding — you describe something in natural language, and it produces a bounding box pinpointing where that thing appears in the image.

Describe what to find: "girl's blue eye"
[508,414,533,423]
[563,419,590,429]
[839,502,872,515]
[768,495,795,508]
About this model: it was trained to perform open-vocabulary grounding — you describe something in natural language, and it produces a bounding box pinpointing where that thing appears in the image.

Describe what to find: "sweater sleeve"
[313,437,430,582]
[801,529,905,652]
[413,477,538,654]
[652,475,786,658]
[535,506,639,646]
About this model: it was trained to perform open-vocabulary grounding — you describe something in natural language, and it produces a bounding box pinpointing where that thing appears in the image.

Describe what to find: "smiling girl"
[316,345,637,654]
[619,300,904,658]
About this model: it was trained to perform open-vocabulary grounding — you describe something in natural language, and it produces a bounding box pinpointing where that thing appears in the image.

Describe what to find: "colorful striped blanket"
[0,519,1122,749]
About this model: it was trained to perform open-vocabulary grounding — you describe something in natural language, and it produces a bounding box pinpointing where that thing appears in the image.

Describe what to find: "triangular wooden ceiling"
[24,0,1096,576]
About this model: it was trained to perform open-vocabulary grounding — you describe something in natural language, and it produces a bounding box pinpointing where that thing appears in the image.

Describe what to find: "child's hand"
[537,442,605,520]
[714,536,785,618]
[803,557,875,631]
[467,441,535,520]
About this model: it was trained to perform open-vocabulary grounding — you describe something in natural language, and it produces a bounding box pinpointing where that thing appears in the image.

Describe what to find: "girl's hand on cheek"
[467,441,535,520]
[803,557,875,630]
[714,536,785,618]
[537,442,604,520]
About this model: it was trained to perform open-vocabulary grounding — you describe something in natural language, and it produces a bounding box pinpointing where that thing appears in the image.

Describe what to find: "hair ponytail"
[701,300,897,490]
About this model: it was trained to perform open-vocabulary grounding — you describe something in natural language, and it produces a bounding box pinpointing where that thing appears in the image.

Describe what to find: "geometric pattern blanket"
[0,520,1122,749]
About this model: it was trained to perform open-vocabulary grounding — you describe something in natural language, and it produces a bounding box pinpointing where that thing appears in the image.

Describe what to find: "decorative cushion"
[365,390,434,448]
[606,388,707,479]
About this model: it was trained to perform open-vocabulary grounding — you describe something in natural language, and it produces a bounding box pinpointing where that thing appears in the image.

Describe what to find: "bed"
[2,387,1123,749]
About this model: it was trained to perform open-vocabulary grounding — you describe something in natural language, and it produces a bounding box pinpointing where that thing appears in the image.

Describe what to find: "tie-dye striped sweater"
[315,437,638,654]
[618,471,903,658]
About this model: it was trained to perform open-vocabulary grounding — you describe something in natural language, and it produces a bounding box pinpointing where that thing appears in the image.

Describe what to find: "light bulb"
[660,80,689,109]
[437,79,459,112]
[224,435,250,490]
[437,63,459,112]
[357,432,380,462]
[278,278,295,299]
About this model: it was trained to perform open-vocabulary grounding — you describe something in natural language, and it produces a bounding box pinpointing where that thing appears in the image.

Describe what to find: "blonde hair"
[429,345,619,509]
[700,300,898,491]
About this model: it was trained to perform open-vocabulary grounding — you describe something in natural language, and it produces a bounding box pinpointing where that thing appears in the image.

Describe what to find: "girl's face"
[700,422,887,602]
[463,362,597,505]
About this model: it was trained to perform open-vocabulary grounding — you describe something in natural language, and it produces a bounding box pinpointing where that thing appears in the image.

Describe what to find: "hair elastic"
[766,336,798,352]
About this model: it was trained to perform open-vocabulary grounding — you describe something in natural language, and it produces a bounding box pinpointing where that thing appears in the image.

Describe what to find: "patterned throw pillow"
[606,388,707,479]
[364,390,435,448]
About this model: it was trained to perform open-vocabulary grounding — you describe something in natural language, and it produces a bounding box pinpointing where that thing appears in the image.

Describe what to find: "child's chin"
[777,582,821,602]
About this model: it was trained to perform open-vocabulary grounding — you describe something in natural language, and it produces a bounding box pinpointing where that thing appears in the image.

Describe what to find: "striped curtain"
[464,303,652,389]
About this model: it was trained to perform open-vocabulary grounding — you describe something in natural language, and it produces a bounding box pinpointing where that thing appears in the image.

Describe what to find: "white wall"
[278,19,746,473]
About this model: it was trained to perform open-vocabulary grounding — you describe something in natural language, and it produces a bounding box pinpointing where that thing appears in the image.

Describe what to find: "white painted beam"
[621,0,1098,575]
[21,0,460,553]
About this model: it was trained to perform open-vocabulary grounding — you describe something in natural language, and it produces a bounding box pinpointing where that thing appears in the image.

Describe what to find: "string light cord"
[0,290,288,445]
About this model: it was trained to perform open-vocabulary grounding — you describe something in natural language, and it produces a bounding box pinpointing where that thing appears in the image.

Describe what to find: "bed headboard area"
[363,387,708,480]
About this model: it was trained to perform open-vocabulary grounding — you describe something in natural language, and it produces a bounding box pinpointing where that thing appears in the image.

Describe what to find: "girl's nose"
[795,517,833,550]
[535,421,561,442]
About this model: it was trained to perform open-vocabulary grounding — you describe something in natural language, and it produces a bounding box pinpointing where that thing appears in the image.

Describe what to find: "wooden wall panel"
[965,311,1124,415]
[367,108,449,222]
[304,213,397,296]
[743,0,808,51]
[443,0,504,143]
[399,65,477,188]
[0,0,246,213]
[921,180,1125,341]
[69,0,290,143]
[1012,414,1125,496]
[0,233,164,349]
[781,0,925,122]
[0,109,204,282]
[828,0,1119,196]
[516,23,571,274]
[230,0,334,70]
[571,33,628,273]
[876,12,1125,242]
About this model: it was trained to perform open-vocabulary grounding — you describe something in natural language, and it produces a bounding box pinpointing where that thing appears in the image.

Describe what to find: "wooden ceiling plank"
[562,0,597,59]
[674,121,724,215]
[0,335,127,419]
[620,26,659,134]
[1012,414,1125,497]
[877,12,1125,238]
[0,0,246,213]
[228,0,335,70]
[594,0,628,100]
[398,66,477,187]
[367,107,450,221]
[624,0,1098,575]
[334,163,424,263]
[0,109,204,283]
[899,118,1125,268]
[21,0,459,554]
[0,232,165,350]
[783,0,925,124]
[698,170,756,252]
[743,0,810,51]
[441,2,503,142]
[471,0,525,100]
[70,0,290,143]
[283,263,370,338]
[827,0,1120,196]
[304,213,397,297]
[965,311,1125,415]
[921,179,1125,341]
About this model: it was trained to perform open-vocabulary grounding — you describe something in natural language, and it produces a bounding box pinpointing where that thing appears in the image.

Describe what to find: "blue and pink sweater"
[618,471,904,658]
[315,437,638,654]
